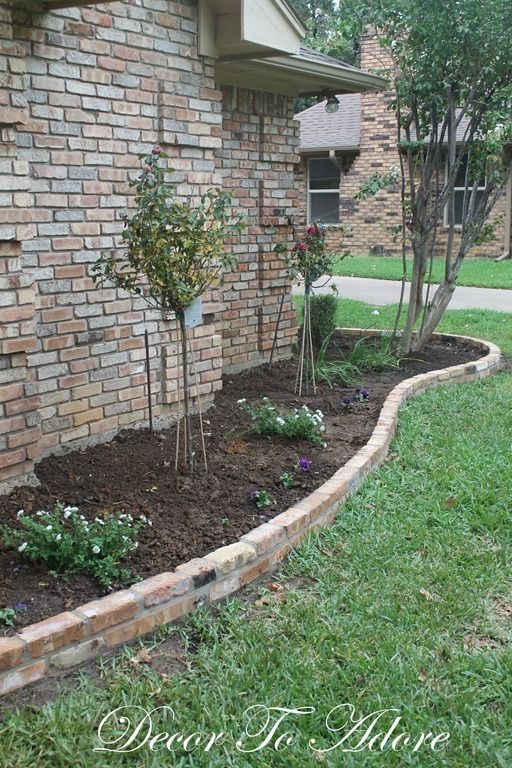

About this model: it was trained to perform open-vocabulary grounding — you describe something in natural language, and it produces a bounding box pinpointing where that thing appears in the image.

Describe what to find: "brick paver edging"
[0,330,502,696]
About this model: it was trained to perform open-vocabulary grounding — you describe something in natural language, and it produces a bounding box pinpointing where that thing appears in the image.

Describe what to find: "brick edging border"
[0,330,502,696]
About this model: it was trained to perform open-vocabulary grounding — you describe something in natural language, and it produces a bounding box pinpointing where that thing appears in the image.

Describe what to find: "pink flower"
[297,242,308,252]
[152,146,162,155]
[144,164,152,172]
[306,225,315,235]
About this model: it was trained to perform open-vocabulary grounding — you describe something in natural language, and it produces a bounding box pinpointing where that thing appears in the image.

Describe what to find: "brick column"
[218,87,299,372]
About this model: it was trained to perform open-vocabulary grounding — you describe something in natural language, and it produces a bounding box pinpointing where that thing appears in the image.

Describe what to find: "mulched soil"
[0,334,478,632]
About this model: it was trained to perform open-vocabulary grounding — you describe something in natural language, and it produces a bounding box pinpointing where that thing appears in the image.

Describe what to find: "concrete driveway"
[293,276,512,313]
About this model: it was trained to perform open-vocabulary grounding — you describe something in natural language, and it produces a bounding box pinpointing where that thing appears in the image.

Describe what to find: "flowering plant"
[92,147,245,473]
[342,389,370,408]
[1,505,148,589]
[241,398,326,445]
[249,490,273,509]
[279,224,338,290]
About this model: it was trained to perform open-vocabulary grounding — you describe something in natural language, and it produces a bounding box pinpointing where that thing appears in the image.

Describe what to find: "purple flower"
[342,397,352,406]
[298,458,312,472]
[15,601,27,612]
[250,490,260,500]
[361,390,369,400]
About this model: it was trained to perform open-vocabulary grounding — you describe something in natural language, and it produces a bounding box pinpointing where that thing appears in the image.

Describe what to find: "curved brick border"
[0,330,501,696]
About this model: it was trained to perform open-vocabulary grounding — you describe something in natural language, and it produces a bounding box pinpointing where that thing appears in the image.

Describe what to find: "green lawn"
[296,296,512,355]
[1,300,511,766]
[1,373,511,767]
[334,254,512,290]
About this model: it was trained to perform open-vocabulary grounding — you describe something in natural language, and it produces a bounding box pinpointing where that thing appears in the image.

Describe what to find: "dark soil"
[0,335,478,631]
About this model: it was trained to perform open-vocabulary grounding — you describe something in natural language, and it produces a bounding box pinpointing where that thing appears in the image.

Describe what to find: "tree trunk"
[178,311,194,473]
[410,280,456,351]
[400,240,428,354]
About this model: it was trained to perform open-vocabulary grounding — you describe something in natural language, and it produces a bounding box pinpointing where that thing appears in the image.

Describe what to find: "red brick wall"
[0,0,299,486]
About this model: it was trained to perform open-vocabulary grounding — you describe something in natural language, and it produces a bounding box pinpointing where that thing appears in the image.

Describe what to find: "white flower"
[45,525,52,531]
[16,509,24,519]
[18,542,28,553]
[36,510,47,517]
[322,442,327,448]
[276,417,285,426]
[316,410,324,418]
[237,398,246,404]
[372,309,380,316]
[63,509,72,519]
[148,520,152,527]
[320,425,326,432]
[55,534,62,542]
[64,506,78,514]
[94,517,105,526]
[92,545,101,555]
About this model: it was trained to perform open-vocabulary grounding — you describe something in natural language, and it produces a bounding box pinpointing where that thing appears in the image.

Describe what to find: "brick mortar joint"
[0,330,501,694]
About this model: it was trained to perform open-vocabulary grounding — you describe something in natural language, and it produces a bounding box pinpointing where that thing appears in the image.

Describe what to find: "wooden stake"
[144,329,154,434]
[175,327,181,472]
[186,329,208,472]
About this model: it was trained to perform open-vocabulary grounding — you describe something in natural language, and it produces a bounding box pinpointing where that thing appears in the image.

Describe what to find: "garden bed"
[0,334,478,631]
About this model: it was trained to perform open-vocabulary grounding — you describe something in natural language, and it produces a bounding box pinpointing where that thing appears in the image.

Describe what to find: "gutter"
[262,54,388,94]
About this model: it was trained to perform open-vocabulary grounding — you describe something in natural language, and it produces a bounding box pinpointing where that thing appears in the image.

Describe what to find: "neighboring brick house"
[0,0,384,488]
[295,36,512,259]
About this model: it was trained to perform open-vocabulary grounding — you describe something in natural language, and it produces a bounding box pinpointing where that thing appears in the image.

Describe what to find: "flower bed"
[0,330,501,696]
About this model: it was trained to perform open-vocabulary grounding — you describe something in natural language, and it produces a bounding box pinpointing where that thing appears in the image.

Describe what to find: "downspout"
[496,171,511,261]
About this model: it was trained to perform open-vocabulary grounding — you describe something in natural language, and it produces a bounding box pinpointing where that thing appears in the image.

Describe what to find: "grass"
[1,374,511,766]
[295,296,512,355]
[333,254,512,290]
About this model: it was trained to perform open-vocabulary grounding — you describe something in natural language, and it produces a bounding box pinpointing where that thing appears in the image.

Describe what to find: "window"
[446,155,486,227]
[308,158,341,224]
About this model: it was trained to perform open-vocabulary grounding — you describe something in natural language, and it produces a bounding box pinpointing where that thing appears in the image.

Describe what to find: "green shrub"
[308,294,337,348]
[2,504,148,589]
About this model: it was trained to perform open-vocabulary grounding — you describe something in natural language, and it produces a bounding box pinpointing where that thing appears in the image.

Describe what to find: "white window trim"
[443,155,486,229]
[307,157,341,225]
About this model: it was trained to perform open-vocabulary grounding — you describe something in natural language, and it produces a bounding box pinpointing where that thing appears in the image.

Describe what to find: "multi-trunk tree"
[296,0,512,352]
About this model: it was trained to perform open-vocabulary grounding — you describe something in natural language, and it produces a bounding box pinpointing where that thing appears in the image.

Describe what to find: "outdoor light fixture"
[324,91,340,114]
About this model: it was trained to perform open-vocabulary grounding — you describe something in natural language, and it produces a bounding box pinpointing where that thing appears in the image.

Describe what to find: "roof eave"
[215,54,387,97]
[261,54,388,94]
[299,145,360,154]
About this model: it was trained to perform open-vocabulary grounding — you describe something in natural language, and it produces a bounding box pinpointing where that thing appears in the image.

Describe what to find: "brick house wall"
[0,0,299,488]
[297,36,508,258]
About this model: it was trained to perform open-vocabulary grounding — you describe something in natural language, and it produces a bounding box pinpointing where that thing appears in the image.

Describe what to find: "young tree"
[332,0,512,351]
[92,149,244,473]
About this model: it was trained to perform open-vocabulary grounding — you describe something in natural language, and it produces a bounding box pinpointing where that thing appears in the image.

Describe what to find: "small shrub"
[249,490,273,509]
[241,398,325,445]
[0,608,15,627]
[308,294,337,348]
[279,472,295,489]
[2,505,148,589]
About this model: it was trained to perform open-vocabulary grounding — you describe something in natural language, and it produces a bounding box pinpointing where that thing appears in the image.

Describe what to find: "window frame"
[307,156,341,225]
[444,154,486,229]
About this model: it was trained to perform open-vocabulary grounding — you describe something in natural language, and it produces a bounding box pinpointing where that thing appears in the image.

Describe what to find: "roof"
[296,97,475,153]
[298,46,362,72]
[295,93,361,151]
